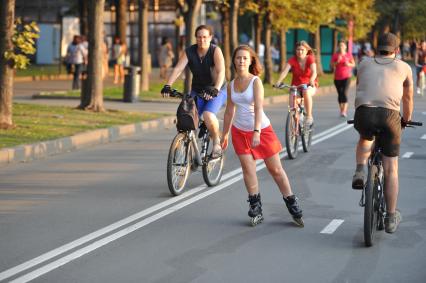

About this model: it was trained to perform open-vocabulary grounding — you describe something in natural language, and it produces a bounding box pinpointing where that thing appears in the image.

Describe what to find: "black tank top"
[185,44,216,92]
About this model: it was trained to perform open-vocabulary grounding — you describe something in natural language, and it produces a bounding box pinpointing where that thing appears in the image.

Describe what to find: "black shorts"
[354,106,401,157]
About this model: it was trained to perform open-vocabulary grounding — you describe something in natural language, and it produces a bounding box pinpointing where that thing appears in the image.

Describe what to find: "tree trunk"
[230,0,239,78]
[80,0,105,112]
[79,0,89,36]
[314,28,323,76]
[254,14,262,54]
[116,0,127,43]
[183,0,202,94]
[279,28,287,72]
[0,0,15,129]
[221,7,231,81]
[139,0,149,91]
[263,10,272,84]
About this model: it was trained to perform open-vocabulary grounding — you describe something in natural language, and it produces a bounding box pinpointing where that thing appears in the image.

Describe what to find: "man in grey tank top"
[352,33,414,233]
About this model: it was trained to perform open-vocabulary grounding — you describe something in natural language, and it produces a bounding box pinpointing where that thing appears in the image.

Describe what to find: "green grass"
[0,103,168,149]
[16,64,65,77]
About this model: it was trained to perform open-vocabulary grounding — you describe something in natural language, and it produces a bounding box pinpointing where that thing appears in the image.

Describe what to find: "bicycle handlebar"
[169,89,217,99]
[273,83,311,90]
[347,119,423,127]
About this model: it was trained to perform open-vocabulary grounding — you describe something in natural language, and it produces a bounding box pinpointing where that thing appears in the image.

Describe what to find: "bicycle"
[166,89,225,196]
[274,83,313,159]
[348,119,422,247]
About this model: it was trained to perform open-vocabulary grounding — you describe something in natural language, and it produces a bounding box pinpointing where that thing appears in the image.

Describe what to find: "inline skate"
[283,195,304,227]
[248,194,263,226]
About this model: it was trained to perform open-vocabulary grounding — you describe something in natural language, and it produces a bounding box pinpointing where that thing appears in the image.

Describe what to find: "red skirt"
[231,125,282,160]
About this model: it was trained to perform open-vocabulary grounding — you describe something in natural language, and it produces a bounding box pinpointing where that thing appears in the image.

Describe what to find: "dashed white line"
[320,219,345,234]
[421,134,426,140]
[402,152,414,159]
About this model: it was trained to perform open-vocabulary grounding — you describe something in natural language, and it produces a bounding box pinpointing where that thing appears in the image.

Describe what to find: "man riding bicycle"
[352,33,413,233]
[161,25,226,158]
[414,40,426,95]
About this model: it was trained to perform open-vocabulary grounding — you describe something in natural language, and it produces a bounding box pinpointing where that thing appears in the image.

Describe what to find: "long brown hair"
[232,45,263,76]
[295,40,314,56]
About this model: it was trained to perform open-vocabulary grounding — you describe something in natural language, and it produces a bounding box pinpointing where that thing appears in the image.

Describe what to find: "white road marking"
[402,152,414,159]
[1,122,352,283]
[421,134,426,140]
[422,112,426,115]
[320,219,345,234]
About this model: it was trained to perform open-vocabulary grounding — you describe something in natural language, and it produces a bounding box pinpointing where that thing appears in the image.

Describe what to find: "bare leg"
[203,111,221,154]
[238,154,258,195]
[264,153,293,197]
[356,138,373,165]
[382,156,399,213]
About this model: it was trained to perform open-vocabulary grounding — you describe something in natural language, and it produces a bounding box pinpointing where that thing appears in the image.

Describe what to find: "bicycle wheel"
[301,115,313,153]
[364,165,378,247]
[285,110,298,159]
[167,132,192,196]
[202,136,225,187]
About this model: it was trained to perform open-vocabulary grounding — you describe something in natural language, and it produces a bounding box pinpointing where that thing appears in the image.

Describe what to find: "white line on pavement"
[402,152,414,159]
[1,123,352,283]
[421,134,426,140]
[320,219,345,234]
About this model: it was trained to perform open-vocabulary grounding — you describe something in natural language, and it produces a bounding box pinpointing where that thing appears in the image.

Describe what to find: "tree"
[216,1,232,81]
[0,0,15,129]
[78,0,89,36]
[0,1,38,129]
[177,0,202,93]
[116,0,127,42]
[79,0,105,111]
[138,0,149,91]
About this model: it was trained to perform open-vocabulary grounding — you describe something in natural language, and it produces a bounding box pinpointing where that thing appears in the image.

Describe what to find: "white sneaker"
[417,88,421,95]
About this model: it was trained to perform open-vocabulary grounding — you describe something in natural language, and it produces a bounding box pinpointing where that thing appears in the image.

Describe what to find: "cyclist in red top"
[275,41,318,127]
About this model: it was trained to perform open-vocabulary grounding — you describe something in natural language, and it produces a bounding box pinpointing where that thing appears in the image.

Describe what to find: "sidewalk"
[2,75,346,166]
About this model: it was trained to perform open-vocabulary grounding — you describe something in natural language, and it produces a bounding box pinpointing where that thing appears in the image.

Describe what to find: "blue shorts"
[191,88,227,116]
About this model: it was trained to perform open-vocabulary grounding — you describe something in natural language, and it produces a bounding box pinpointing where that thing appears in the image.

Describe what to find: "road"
[1,90,425,283]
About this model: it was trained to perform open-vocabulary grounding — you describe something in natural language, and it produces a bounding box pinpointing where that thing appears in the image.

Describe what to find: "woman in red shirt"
[330,40,355,117]
[274,41,318,127]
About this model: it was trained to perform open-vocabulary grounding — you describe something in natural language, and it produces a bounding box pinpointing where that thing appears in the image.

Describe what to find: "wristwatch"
[253,129,260,133]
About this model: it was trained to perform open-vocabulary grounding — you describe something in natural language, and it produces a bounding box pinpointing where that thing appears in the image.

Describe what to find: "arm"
[213,47,226,90]
[414,50,420,67]
[309,62,317,86]
[346,55,356,68]
[402,68,414,122]
[166,52,189,86]
[275,63,291,85]
[252,77,264,147]
[221,84,235,150]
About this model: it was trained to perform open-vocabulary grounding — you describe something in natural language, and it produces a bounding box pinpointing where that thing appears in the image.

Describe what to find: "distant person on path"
[414,40,426,95]
[161,25,226,158]
[330,40,355,118]
[158,37,175,79]
[274,40,318,128]
[111,36,127,84]
[221,45,303,226]
[351,33,413,233]
[66,35,86,90]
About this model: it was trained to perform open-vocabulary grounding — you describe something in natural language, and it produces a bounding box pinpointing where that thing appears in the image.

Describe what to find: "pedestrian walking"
[330,40,355,118]
[158,37,175,79]
[221,45,304,227]
[66,35,86,90]
[111,36,127,84]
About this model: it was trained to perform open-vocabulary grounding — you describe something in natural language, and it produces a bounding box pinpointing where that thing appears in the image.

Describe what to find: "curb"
[0,116,176,167]
[32,93,180,104]
[0,83,351,167]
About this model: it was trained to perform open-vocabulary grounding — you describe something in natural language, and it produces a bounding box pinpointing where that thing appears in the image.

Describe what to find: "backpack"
[176,95,199,131]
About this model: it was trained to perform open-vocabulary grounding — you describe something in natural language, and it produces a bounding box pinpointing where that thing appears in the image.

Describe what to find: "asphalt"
[3,71,344,166]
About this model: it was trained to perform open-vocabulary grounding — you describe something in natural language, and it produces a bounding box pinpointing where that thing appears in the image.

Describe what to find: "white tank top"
[231,76,270,131]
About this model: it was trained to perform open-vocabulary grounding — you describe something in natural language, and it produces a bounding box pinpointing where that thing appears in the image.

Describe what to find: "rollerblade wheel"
[293,217,304,227]
[250,215,264,226]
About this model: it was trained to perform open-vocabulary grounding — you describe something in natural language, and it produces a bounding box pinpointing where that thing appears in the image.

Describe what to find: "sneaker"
[385,210,402,233]
[211,143,222,159]
[340,112,347,118]
[304,116,314,129]
[417,88,421,95]
[352,171,364,190]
